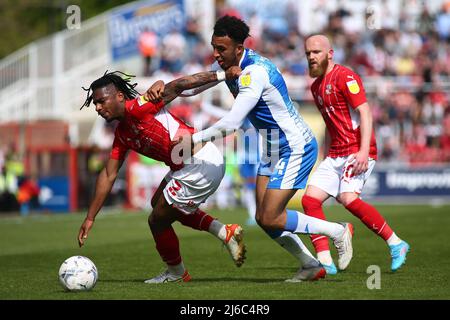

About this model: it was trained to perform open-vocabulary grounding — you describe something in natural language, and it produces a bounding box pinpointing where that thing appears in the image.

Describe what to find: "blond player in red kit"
[303,35,410,274]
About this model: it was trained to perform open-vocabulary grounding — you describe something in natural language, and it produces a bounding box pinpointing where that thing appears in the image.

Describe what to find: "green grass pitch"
[0,204,449,300]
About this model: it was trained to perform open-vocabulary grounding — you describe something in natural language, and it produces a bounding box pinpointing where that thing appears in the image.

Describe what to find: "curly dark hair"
[213,15,250,44]
[80,71,140,110]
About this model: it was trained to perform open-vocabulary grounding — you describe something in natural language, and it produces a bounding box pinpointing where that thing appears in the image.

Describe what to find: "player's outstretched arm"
[178,82,219,98]
[146,67,241,106]
[173,93,259,158]
[78,158,123,247]
[191,94,259,144]
[190,65,266,144]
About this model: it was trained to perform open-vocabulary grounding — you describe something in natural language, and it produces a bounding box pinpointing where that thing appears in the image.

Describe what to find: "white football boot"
[332,223,354,270]
[144,270,191,284]
[223,224,246,267]
[285,265,327,283]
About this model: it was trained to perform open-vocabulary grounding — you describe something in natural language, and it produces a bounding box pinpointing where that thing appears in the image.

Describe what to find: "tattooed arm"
[163,71,220,105]
[178,82,219,97]
[145,67,241,105]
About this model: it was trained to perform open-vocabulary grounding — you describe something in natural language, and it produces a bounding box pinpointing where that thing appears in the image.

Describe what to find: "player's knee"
[255,209,265,227]
[148,205,165,227]
[337,193,358,207]
[255,209,275,229]
[148,210,171,233]
[148,212,158,227]
[255,213,264,227]
[147,215,155,231]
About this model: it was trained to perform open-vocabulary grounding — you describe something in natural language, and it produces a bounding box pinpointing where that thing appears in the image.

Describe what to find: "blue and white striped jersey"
[227,48,315,157]
[192,48,315,160]
[190,48,317,189]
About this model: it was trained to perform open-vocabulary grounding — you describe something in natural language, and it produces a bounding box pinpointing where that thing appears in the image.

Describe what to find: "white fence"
[0,13,110,124]
[0,0,216,128]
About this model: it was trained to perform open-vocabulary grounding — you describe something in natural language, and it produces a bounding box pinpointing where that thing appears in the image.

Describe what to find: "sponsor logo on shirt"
[346,80,360,94]
[240,73,252,86]
[137,95,148,106]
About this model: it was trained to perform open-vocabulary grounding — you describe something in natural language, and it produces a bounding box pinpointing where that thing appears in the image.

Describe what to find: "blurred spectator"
[218,5,242,19]
[16,175,40,216]
[0,165,19,212]
[185,17,204,60]
[138,28,158,77]
[214,2,448,166]
[440,110,450,161]
[87,146,109,204]
[245,11,263,49]
[181,56,204,76]
[160,29,187,74]
[0,146,5,171]
[417,6,436,35]
[403,122,428,164]
[4,147,24,177]
[435,1,450,40]
[134,1,450,170]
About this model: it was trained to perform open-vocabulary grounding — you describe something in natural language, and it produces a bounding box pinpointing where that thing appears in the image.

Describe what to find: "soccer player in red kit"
[77,70,246,283]
[303,35,410,273]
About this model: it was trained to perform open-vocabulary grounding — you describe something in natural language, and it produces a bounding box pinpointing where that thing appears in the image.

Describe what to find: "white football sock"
[317,250,333,266]
[294,210,344,239]
[167,261,185,276]
[209,220,226,241]
[386,232,402,246]
[274,231,320,268]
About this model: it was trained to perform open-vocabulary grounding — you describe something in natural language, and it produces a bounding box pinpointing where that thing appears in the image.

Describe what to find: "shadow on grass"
[99,277,345,284]
[99,279,149,283]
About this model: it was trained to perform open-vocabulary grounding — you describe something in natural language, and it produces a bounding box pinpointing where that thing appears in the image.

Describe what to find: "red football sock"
[302,195,330,253]
[151,226,182,265]
[345,198,393,241]
[176,209,215,231]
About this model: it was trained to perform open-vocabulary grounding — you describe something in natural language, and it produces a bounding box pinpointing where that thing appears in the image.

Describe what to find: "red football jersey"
[110,97,195,171]
[311,64,377,160]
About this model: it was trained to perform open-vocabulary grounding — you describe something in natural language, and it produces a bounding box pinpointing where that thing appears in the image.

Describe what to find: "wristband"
[216,70,226,81]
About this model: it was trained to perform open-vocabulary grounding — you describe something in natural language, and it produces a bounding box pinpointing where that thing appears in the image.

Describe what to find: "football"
[58,256,98,291]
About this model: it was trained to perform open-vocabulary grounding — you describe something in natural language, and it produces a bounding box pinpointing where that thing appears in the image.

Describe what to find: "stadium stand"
[1,0,449,212]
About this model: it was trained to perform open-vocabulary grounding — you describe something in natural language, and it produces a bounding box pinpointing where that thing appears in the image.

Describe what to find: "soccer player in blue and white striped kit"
[168,15,354,281]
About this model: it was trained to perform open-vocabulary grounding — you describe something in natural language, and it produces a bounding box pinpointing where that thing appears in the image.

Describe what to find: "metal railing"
[0,12,110,124]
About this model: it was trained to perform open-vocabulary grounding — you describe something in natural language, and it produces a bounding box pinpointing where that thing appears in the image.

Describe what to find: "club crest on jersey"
[137,95,149,106]
[346,80,360,94]
[325,84,332,95]
[240,73,251,87]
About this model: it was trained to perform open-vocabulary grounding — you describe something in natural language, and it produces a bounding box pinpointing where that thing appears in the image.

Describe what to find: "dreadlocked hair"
[80,70,140,110]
